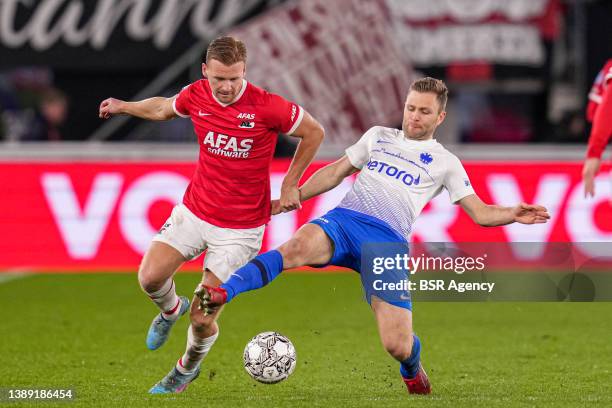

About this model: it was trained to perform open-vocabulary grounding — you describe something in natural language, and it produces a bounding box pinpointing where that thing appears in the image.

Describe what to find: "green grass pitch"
[1,272,611,407]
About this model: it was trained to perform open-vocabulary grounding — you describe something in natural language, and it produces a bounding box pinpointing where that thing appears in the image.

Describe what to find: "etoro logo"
[365,159,420,186]
[203,131,253,158]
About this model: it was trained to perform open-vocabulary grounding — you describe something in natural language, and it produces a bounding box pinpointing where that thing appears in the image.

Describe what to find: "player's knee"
[278,237,307,268]
[138,264,164,293]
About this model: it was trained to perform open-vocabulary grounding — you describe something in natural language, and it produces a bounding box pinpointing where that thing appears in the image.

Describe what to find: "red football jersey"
[173,79,303,228]
[586,59,612,122]
[586,59,612,158]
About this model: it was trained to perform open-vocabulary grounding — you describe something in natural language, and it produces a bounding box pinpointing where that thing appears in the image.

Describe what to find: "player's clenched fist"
[271,199,282,215]
[279,184,301,213]
[98,97,124,119]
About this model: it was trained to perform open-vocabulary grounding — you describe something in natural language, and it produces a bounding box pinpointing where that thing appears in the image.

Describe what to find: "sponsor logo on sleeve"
[291,105,297,122]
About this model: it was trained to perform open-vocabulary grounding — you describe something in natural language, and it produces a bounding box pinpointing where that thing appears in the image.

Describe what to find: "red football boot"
[194,284,227,315]
[402,363,431,395]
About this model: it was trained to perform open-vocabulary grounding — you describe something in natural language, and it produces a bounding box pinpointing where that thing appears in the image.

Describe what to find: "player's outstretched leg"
[139,242,189,350]
[371,297,431,395]
[194,250,283,314]
[196,224,334,313]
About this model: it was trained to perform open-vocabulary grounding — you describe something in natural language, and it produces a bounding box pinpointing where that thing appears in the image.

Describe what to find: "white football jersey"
[338,126,475,240]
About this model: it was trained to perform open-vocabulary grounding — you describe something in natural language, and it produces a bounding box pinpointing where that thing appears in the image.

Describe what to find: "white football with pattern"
[243,331,297,384]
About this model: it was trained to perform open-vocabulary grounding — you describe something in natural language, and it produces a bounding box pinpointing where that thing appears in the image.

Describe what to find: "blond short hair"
[205,36,247,65]
[409,77,448,112]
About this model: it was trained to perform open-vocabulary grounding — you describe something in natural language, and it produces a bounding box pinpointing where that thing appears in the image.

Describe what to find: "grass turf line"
[1,272,611,407]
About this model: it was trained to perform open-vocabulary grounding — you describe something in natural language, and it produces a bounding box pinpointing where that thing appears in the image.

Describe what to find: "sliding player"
[197,77,550,395]
[98,36,324,393]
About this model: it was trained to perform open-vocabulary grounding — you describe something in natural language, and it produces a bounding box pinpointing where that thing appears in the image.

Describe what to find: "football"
[243,331,297,384]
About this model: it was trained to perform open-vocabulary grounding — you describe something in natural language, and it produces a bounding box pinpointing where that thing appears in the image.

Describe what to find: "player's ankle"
[175,358,199,375]
[162,298,183,321]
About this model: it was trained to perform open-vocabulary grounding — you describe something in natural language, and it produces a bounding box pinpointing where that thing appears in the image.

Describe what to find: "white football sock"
[145,279,180,319]
[176,326,219,374]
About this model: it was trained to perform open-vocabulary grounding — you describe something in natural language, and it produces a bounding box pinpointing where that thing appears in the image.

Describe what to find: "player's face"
[203,59,246,104]
[402,91,446,140]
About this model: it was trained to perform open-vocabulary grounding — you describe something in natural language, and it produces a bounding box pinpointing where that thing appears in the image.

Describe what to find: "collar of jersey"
[401,135,438,147]
[211,79,248,107]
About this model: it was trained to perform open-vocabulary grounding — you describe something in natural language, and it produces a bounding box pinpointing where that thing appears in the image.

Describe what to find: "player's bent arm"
[99,96,177,121]
[277,112,325,212]
[119,96,177,121]
[458,194,550,227]
[282,111,325,188]
[299,155,359,202]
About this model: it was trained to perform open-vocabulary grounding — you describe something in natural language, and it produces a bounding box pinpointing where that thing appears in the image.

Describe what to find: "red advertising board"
[1,160,611,271]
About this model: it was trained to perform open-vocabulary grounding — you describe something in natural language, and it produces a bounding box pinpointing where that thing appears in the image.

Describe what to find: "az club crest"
[239,121,255,129]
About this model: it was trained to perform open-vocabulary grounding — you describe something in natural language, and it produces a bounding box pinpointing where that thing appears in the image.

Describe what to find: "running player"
[583,58,612,197]
[197,77,550,395]
[98,36,324,393]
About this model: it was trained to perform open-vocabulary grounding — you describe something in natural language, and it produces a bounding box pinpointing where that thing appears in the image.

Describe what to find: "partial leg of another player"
[371,296,431,395]
[149,270,223,394]
[181,270,223,372]
[139,241,191,351]
[196,223,334,311]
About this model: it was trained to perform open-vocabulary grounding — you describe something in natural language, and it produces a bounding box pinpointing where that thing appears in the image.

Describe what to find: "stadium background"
[2,0,612,270]
[1,0,612,406]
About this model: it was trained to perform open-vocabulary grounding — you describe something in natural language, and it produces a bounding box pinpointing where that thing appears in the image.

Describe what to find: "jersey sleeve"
[444,155,475,203]
[586,83,612,159]
[586,60,612,157]
[172,84,192,118]
[345,126,379,169]
[605,63,612,84]
[267,94,304,135]
[587,60,612,122]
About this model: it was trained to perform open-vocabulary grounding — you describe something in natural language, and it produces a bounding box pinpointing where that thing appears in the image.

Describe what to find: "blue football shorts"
[309,207,412,310]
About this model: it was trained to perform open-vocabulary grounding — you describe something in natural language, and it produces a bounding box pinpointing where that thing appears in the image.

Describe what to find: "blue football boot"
[149,366,200,394]
[146,296,190,350]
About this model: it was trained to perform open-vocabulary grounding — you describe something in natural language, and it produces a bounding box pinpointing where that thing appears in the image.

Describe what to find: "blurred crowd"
[0,67,68,142]
[0,0,609,150]
[0,66,589,147]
